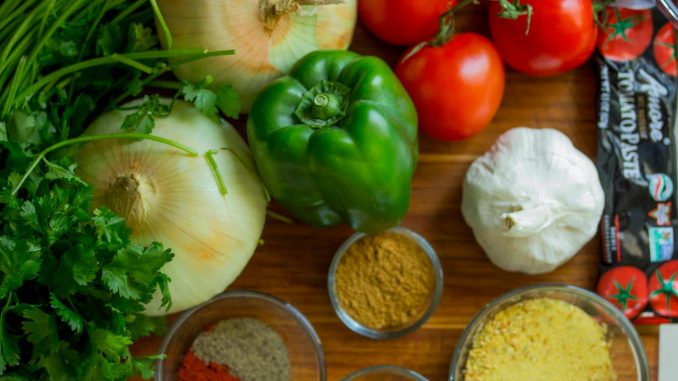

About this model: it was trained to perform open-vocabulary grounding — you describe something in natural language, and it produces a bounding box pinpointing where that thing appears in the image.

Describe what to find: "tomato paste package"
[596,4,678,324]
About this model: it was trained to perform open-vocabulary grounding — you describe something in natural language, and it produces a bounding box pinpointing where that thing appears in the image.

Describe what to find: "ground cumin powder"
[464,298,615,381]
[334,231,435,330]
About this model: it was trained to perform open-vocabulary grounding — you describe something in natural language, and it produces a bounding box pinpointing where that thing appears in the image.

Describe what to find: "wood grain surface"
[132,4,660,380]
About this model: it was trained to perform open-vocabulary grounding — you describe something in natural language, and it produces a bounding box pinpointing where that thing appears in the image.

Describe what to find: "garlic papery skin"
[75,100,267,315]
[461,127,604,275]
[156,0,357,112]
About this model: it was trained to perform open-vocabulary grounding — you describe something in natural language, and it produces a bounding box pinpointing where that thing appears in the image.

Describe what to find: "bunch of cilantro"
[0,0,238,379]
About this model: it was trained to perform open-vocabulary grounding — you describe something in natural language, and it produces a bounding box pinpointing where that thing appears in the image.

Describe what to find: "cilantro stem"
[2,56,26,117]
[204,150,228,196]
[0,2,45,68]
[0,0,35,36]
[267,210,293,224]
[149,0,173,49]
[111,0,145,24]
[36,0,57,43]
[12,133,199,196]
[108,51,235,108]
[13,49,235,111]
[111,53,156,74]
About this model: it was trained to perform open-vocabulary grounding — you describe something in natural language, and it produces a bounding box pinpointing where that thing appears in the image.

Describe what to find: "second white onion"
[157,0,357,112]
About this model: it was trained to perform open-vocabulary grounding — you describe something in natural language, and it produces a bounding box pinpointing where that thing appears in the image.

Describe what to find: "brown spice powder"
[334,231,436,330]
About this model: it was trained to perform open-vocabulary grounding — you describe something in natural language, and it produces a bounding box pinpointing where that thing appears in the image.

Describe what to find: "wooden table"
[133,4,660,380]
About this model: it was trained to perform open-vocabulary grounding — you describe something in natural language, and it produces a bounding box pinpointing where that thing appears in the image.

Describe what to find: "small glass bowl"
[448,284,650,381]
[328,226,444,339]
[342,365,428,381]
[155,290,325,380]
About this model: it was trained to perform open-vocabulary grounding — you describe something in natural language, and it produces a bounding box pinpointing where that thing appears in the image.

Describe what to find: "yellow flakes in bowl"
[464,298,614,381]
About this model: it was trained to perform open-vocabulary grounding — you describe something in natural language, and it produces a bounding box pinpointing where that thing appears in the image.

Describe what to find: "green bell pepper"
[247,50,418,233]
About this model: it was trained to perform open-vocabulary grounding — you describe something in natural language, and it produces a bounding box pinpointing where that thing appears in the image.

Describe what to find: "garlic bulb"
[75,100,267,315]
[461,128,604,274]
[156,0,357,112]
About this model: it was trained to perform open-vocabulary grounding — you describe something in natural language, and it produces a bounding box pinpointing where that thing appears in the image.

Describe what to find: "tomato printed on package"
[653,23,676,76]
[597,8,653,62]
[649,260,678,317]
[597,266,648,319]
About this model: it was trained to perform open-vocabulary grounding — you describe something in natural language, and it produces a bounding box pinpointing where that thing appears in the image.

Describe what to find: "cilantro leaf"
[182,81,241,120]
[0,315,21,374]
[0,339,21,374]
[121,110,154,134]
[127,24,158,52]
[41,350,73,381]
[215,85,241,119]
[120,95,169,134]
[126,315,164,341]
[0,237,42,299]
[132,357,157,379]
[43,159,86,186]
[22,308,59,358]
[89,328,132,358]
[49,295,83,334]
[92,208,128,248]
[96,23,123,56]
[182,81,219,119]
[102,243,173,303]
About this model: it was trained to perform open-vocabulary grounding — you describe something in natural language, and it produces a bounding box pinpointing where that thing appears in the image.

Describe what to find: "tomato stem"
[494,0,533,35]
[430,0,478,47]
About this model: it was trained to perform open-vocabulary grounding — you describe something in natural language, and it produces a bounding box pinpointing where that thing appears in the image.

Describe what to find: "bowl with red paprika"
[328,226,444,339]
[155,290,325,381]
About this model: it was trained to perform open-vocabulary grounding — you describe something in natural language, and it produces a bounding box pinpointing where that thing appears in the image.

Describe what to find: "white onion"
[75,99,267,315]
[156,0,357,112]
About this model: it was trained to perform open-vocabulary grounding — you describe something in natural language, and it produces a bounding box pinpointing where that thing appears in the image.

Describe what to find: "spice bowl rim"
[447,283,650,381]
[341,364,428,381]
[327,226,444,340]
[155,289,326,380]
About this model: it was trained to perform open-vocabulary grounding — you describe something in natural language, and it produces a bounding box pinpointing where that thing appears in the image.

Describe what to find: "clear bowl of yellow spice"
[328,226,444,339]
[448,284,650,381]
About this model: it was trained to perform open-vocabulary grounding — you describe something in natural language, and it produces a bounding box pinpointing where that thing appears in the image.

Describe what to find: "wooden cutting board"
[132,4,660,380]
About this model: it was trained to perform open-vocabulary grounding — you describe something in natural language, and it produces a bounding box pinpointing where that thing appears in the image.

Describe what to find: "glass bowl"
[155,290,325,380]
[342,365,428,381]
[448,284,650,381]
[327,226,444,339]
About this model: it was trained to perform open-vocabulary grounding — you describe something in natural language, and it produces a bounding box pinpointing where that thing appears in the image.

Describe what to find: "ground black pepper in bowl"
[157,290,325,381]
[182,318,291,381]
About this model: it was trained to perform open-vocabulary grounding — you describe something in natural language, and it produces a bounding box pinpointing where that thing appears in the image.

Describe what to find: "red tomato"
[648,260,678,317]
[596,266,648,319]
[358,0,456,45]
[395,33,505,141]
[597,8,653,62]
[653,23,677,76]
[488,0,598,76]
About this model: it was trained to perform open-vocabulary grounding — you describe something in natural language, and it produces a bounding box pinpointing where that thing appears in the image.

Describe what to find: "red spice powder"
[178,351,240,381]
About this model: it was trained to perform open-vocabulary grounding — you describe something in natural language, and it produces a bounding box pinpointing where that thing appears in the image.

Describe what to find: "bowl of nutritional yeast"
[448,284,649,381]
[156,290,325,381]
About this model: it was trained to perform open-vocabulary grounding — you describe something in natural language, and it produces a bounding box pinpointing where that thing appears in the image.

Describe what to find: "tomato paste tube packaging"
[596,5,678,324]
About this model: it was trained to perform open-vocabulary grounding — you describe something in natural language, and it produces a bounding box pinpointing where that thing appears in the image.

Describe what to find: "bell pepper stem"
[311,93,342,120]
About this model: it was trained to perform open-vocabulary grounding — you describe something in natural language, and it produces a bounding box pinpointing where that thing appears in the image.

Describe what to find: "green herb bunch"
[0,0,237,379]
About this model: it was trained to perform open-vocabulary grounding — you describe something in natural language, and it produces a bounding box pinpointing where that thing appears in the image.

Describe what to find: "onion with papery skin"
[75,100,267,315]
[156,0,357,112]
